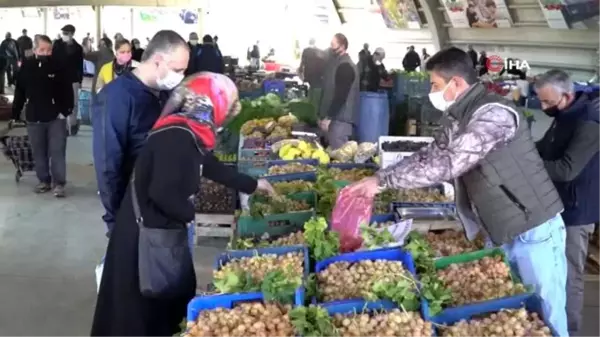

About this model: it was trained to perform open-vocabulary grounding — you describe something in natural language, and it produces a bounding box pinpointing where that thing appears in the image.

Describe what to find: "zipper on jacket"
[499,185,530,219]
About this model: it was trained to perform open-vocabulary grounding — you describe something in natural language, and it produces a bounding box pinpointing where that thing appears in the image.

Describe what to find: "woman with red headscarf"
[91,72,275,336]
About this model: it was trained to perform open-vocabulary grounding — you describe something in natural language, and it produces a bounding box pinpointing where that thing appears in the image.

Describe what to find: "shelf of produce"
[195,214,236,238]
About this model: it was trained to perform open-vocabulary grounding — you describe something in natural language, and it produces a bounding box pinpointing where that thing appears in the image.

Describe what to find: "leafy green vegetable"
[261,268,302,304]
[403,231,452,315]
[305,273,319,299]
[290,305,338,337]
[304,217,340,261]
[364,272,420,311]
[213,269,260,293]
[360,224,396,249]
[315,167,338,217]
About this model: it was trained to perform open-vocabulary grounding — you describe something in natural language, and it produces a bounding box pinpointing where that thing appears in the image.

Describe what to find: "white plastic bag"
[95,257,105,293]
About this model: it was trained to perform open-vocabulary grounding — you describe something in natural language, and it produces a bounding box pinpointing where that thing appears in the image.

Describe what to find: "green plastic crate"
[333,180,351,189]
[237,193,316,238]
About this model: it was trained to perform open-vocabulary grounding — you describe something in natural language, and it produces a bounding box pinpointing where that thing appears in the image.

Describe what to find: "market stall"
[184,88,560,337]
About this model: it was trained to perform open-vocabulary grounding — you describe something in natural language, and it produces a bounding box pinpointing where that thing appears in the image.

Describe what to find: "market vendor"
[91,72,275,336]
[318,33,359,150]
[534,69,599,337]
[347,47,568,336]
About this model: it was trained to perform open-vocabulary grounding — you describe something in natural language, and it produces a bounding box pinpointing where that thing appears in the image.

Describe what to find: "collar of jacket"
[556,92,589,121]
[447,81,487,121]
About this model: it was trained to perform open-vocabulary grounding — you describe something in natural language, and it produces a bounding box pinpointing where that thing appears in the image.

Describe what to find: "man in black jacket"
[52,24,83,135]
[189,35,224,74]
[318,33,359,149]
[535,69,599,336]
[402,45,420,72]
[467,45,478,68]
[0,32,20,87]
[17,29,33,60]
[12,35,73,197]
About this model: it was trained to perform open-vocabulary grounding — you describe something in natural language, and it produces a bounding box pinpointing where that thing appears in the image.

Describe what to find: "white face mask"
[190,40,198,46]
[62,35,71,42]
[156,70,184,90]
[428,81,456,111]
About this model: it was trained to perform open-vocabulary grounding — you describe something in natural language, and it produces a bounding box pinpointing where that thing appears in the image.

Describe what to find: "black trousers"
[6,58,18,86]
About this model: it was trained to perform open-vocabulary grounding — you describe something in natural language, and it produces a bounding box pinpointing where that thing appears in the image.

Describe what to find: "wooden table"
[195,213,235,238]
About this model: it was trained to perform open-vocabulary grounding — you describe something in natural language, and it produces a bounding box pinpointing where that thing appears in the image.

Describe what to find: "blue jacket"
[92,72,169,227]
[537,93,599,226]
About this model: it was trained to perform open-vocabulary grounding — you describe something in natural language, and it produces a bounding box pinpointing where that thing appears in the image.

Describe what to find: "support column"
[130,8,135,38]
[418,0,450,51]
[95,5,102,45]
[42,8,49,35]
[197,8,204,36]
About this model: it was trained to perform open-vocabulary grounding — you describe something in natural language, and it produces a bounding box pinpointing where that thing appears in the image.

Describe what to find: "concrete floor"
[0,111,597,335]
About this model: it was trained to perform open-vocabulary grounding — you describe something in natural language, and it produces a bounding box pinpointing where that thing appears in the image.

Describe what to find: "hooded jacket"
[536,93,599,226]
[92,72,169,227]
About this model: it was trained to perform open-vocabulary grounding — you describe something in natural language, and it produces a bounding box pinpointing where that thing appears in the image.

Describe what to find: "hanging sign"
[443,0,513,28]
[377,0,423,29]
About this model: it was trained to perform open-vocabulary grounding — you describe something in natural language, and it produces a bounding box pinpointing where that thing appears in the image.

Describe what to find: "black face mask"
[542,106,560,117]
[36,55,50,62]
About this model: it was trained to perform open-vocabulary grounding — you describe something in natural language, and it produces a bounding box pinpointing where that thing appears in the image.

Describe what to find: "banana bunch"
[275,140,330,164]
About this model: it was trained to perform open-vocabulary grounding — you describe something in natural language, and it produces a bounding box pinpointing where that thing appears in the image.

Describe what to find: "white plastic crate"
[378,136,434,169]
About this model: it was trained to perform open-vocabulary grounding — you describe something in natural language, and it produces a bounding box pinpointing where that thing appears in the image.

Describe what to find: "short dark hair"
[35,35,52,46]
[202,34,213,43]
[142,30,188,62]
[101,37,113,49]
[425,47,478,85]
[333,33,348,50]
[115,38,131,51]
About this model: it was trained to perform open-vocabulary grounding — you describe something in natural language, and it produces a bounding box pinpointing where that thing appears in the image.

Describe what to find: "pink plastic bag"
[331,188,375,252]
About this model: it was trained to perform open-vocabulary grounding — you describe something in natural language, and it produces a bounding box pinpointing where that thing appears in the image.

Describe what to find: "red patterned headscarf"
[153,72,241,149]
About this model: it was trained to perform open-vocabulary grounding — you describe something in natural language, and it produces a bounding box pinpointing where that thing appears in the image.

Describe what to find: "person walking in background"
[534,69,599,337]
[85,37,114,104]
[249,41,260,69]
[299,38,327,112]
[478,50,489,76]
[92,30,189,236]
[358,43,370,64]
[0,32,21,87]
[359,47,389,92]
[114,33,124,42]
[131,38,144,62]
[467,44,478,68]
[402,45,421,72]
[17,29,33,60]
[213,35,220,53]
[422,48,430,63]
[185,32,200,75]
[52,24,84,135]
[96,39,138,92]
[188,35,224,75]
[11,35,73,197]
[348,47,569,337]
[319,33,359,150]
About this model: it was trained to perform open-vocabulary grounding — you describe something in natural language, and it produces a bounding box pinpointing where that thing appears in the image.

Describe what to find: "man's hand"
[345,176,381,198]
[58,113,66,120]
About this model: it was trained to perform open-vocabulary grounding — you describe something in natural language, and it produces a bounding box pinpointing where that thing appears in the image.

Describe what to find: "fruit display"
[329,167,376,182]
[214,252,304,283]
[331,309,433,337]
[381,140,431,152]
[439,308,553,337]
[317,260,416,304]
[396,187,451,202]
[228,231,306,250]
[240,115,296,146]
[185,302,294,337]
[267,163,316,175]
[275,139,330,164]
[360,225,396,250]
[425,230,485,257]
[275,180,314,194]
[437,255,527,307]
[194,177,236,214]
[329,141,379,164]
[214,152,237,162]
[244,195,312,218]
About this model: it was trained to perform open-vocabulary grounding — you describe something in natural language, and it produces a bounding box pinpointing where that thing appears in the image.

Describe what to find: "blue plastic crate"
[213,246,309,306]
[237,160,268,177]
[370,213,396,224]
[314,248,426,317]
[430,294,559,337]
[239,90,263,100]
[187,292,264,322]
[263,79,286,98]
[391,184,456,213]
[265,171,316,183]
[322,298,399,315]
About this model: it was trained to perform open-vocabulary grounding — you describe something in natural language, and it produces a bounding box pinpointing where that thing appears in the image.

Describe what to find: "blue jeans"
[502,215,569,337]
